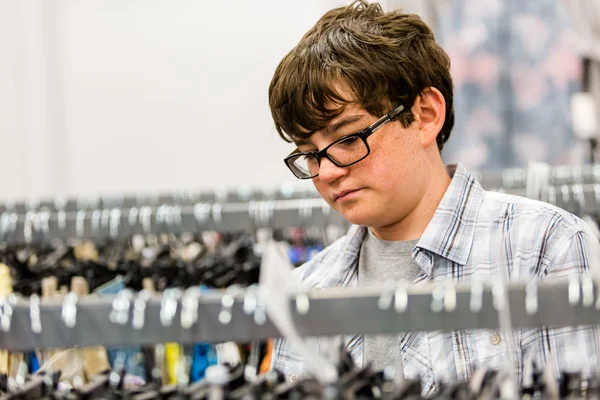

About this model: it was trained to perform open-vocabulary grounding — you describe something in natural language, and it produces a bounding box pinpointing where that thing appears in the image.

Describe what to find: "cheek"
[359,136,415,189]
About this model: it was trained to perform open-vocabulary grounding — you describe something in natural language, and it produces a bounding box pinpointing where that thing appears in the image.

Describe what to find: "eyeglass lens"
[288,135,368,178]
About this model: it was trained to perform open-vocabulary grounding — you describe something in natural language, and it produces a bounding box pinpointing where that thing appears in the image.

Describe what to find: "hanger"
[258,207,339,385]
[1,370,60,400]
[74,370,114,400]
[228,370,284,399]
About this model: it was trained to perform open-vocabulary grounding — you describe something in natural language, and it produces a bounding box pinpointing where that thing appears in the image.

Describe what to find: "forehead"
[292,104,370,146]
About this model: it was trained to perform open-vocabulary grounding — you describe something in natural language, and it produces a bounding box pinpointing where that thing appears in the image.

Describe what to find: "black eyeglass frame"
[283,104,406,179]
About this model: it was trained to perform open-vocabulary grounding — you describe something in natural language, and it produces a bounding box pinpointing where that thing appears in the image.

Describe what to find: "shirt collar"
[415,163,485,271]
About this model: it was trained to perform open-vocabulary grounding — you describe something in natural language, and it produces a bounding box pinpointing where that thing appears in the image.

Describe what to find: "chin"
[338,207,378,227]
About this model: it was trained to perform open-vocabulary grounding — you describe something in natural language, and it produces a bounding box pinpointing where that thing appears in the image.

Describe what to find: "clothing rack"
[1,164,600,216]
[0,185,319,215]
[473,163,600,190]
[3,180,600,244]
[0,279,598,351]
[0,199,346,244]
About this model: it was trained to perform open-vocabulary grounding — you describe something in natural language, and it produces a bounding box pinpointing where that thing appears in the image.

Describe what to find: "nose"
[315,157,348,184]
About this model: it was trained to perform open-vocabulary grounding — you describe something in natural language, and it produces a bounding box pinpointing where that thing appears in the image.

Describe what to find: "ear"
[411,87,446,149]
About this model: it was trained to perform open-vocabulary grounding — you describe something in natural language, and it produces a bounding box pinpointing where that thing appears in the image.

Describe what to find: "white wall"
[0,0,352,200]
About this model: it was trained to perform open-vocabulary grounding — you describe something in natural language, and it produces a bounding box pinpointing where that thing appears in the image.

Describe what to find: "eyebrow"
[326,114,365,136]
[293,114,366,147]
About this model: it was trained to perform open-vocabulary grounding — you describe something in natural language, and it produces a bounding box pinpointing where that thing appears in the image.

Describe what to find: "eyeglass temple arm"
[388,104,405,120]
[369,104,405,133]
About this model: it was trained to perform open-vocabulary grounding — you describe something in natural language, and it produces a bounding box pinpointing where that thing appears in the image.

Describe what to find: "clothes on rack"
[0,233,262,297]
[271,163,600,394]
[0,226,330,390]
[4,344,600,399]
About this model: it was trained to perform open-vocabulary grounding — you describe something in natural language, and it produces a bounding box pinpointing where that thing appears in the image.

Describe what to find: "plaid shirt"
[271,164,600,394]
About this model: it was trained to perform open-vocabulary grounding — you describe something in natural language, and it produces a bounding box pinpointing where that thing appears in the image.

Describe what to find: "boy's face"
[294,103,429,231]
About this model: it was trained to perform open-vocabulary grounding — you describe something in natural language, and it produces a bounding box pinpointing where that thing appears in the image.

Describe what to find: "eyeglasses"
[284,104,405,179]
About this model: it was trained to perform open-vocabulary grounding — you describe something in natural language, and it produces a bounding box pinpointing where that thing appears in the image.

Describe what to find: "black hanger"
[272,376,322,399]
[0,372,8,393]
[588,375,600,400]
[3,370,60,400]
[228,370,285,399]
[385,379,422,400]
[74,369,123,400]
[559,371,584,399]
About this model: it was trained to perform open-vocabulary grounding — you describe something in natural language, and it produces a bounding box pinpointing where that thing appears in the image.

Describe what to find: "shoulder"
[479,190,585,234]
[476,190,593,275]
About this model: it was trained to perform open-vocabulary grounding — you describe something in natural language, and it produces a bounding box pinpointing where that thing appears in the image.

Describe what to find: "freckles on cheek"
[368,150,399,182]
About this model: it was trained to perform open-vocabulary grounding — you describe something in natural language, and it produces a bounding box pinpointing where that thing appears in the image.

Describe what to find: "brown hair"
[269,0,454,151]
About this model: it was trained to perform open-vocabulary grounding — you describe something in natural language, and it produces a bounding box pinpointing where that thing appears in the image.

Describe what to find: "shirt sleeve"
[521,229,600,378]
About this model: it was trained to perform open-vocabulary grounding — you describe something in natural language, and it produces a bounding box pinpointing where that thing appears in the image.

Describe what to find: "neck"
[371,164,451,241]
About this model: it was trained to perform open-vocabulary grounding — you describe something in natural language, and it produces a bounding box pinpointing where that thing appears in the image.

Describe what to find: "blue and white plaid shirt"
[271,164,600,394]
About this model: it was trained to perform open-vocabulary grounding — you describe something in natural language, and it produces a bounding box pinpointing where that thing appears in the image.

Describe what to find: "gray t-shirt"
[358,229,421,373]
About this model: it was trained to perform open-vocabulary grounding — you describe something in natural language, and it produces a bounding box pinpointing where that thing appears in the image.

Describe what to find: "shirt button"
[289,374,298,382]
[490,333,501,345]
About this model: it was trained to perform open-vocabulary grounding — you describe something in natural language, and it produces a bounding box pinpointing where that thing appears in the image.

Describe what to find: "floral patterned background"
[389,0,586,170]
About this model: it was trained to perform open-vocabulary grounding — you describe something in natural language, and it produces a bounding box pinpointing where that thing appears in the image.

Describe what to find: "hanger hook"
[560,184,571,212]
[394,279,409,313]
[194,202,210,231]
[470,281,484,313]
[219,292,235,325]
[378,280,395,310]
[582,277,594,308]
[109,289,133,326]
[492,281,506,311]
[431,283,445,312]
[23,211,35,245]
[1,294,17,332]
[568,276,581,306]
[572,184,585,215]
[160,288,180,327]
[243,285,258,315]
[132,289,150,330]
[155,205,165,231]
[157,205,169,232]
[525,281,538,315]
[167,205,176,231]
[38,208,50,243]
[295,291,310,316]
[173,205,182,234]
[110,208,121,240]
[6,212,18,243]
[243,284,266,325]
[62,292,79,328]
[265,200,275,230]
[443,281,457,312]
[248,201,258,232]
[76,210,86,238]
[181,287,200,329]
[29,294,42,334]
[0,211,8,242]
[128,207,139,229]
[101,207,111,234]
[253,286,267,325]
[140,206,153,235]
[212,203,223,231]
[91,208,102,237]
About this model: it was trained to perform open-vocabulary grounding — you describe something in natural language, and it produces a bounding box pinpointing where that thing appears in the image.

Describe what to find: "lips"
[334,188,362,202]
